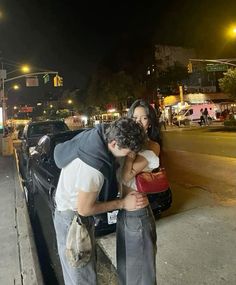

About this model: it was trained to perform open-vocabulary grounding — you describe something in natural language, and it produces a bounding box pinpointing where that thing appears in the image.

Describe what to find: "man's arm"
[77,190,146,217]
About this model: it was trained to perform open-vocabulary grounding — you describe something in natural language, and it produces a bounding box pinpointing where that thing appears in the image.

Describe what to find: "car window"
[28,122,68,137]
[53,122,69,132]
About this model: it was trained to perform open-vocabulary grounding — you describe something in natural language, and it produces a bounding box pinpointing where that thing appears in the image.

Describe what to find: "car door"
[31,136,59,210]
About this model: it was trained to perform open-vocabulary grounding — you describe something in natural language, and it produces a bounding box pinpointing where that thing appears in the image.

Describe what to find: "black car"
[18,120,69,180]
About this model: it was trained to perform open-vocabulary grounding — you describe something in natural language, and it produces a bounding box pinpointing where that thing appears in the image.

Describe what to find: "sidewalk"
[0,152,43,285]
[97,184,236,285]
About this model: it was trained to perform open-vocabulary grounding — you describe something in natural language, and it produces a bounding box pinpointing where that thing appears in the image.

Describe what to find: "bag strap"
[75,212,83,225]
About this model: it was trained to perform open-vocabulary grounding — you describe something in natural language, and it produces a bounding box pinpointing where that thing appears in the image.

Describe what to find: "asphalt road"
[162,126,236,158]
[162,127,236,203]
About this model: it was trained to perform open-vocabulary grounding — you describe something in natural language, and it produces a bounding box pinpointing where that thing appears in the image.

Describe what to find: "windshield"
[178,109,188,115]
[28,122,69,137]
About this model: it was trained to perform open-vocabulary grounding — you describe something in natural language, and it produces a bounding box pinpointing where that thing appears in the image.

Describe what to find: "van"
[173,104,218,126]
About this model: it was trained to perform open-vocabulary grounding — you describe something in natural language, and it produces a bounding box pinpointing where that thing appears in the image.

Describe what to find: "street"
[162,127,236,203]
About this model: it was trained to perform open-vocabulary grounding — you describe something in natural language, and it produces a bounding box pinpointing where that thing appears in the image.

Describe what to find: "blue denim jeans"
[53,210,97,285]
[116,205,157,285]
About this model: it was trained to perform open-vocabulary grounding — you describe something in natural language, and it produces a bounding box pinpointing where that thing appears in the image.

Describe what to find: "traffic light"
[53,75,59,87]
[187,61,193,73]
[53,75,63,87]
[58,76,63,86]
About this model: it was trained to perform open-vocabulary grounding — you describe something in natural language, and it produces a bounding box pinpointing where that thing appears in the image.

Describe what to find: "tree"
[219,68,236,99]
[86,69,144,113]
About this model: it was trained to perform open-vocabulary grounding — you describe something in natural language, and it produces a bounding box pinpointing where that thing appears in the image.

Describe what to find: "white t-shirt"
[55,157,104,211]
[123,150,159,191]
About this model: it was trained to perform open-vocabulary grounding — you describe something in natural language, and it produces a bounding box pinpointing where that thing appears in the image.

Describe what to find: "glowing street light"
[68,99,73,104]
[226,24,236,39]
[21,65,30,73]
[13,84,19,90]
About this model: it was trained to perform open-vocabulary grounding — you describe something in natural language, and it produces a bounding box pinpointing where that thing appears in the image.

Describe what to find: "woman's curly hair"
[104,118,146,152]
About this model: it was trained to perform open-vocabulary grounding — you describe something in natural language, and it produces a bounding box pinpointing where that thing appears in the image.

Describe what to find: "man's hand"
[122,191,149,211]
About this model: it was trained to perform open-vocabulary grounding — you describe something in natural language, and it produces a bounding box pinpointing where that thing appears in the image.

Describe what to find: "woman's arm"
[122,152,148,183]
[147,140,160,156]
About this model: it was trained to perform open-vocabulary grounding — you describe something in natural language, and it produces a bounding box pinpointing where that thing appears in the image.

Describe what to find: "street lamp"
[0,65,29,137]
[21,65,30,73]
[226,24,236,39]
[5,85,20,118]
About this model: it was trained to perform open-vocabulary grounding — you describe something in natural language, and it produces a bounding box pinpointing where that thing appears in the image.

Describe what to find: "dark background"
[1,0,236,103]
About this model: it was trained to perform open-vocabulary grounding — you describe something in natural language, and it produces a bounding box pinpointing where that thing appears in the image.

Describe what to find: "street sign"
[206,64,228,72]
[20,106,33,113]
[26,76,39,87]
[0,69,6,80]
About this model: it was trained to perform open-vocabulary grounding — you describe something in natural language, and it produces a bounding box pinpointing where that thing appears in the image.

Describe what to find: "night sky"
[1,0,236,104]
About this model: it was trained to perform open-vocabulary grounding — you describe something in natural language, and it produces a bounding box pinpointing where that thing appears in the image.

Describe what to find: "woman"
[116,99,161,285]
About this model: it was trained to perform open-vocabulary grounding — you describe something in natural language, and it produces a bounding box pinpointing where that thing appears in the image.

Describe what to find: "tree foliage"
[219,68,236,99]
[86,69,145,112]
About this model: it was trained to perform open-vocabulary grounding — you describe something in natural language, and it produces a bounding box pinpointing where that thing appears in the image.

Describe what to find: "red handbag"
[135,168,169,194]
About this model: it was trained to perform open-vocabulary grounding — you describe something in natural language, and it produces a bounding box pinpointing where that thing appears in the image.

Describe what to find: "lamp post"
[5,85,20,119]
[0,68,7,136]
[67,99,73,116]
[0,64,32,136]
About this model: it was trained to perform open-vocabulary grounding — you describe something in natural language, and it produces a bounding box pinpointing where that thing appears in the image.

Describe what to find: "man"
[203,107,209,126]
[53,118,148,285]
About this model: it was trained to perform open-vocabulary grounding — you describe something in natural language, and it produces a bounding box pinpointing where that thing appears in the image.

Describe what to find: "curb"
[13,150,44,285]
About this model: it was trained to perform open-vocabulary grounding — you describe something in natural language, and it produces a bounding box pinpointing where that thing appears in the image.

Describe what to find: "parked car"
[25,129,172,283]
[17,120,69,181]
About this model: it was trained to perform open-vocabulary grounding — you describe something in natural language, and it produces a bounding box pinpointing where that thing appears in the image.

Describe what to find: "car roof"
[28,120,66,126]
[49,128,88,140]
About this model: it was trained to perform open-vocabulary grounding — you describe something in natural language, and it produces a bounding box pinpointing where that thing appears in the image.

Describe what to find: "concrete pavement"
[0,152,43,285]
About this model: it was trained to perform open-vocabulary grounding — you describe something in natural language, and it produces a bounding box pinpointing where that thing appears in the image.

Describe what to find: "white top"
[123,150,159,191]
[55,157,104,211]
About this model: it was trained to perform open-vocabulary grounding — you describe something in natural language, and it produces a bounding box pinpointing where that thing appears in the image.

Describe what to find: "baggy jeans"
[54,209,97,285]
[116,205,157,285]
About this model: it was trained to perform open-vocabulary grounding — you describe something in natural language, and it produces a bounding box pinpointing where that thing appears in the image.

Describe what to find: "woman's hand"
[127,151,137,160]
[122,191,149,211]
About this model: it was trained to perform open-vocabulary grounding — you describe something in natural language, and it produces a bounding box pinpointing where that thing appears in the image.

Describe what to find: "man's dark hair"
[104,117,146,152]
